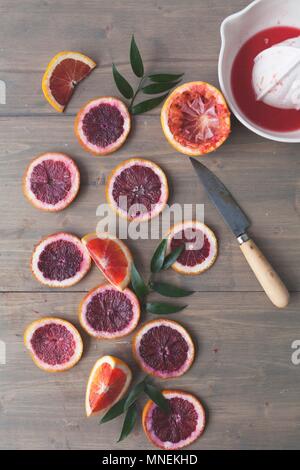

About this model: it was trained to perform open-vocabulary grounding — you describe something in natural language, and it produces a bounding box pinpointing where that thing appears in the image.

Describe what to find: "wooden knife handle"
[240,239,289,308]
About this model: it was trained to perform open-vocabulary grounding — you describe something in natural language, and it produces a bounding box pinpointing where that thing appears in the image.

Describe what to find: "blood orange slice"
[75,97,131,155]
[143,390,206,449]
[24,317,83,372]
[106,158,169,221]
[23,153,80,212]
[161,81,230,156]
[42,51,96,112]
[31,232,91,288]
[133,319,195,379]
[82,233,132,290]
[166,220,218,275]
[85,355,132,417]
[79,283,140,339]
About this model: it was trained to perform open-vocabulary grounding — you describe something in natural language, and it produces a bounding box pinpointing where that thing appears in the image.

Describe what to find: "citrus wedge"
[42,51,96,112]
[85,355,132,417]
[82,232,132,290]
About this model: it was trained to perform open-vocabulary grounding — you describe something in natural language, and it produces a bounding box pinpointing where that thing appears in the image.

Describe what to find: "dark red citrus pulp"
[30,323,76,365]
[151,396,198,444]
[170,228,210,267]
[85,289,134,333]
[50,58,93,107]
[38,240,83,281]
[82,104,125,148]
[30,159,72,205]
[139,325,189,373]
[112,165,162,216]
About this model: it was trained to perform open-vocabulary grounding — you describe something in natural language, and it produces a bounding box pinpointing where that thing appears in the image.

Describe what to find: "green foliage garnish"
[131,263,149,302]
[144,382,170,414]
[162,245,184,270]
[112,35,183,114]
[146,301,187,314]
[150,238,167,273]
[150,281,194,298]
[117,404,138,442]
[101,377,169,442]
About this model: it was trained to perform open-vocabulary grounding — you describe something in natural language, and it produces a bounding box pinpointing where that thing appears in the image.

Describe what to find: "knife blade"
[190,157,289,309]
[190,158,250,238]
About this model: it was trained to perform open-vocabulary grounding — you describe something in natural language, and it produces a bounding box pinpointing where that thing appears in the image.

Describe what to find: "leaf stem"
[129,75,146,111]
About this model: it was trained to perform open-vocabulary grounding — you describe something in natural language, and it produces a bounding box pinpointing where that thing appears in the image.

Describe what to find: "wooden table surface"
[1,0,300,450]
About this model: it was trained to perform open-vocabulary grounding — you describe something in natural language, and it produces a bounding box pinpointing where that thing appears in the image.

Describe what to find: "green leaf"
[148,73,184,83]
[130,35,144,78]
[124,379,145,410]
[100,396,126,424]
[131,93,169,115]
[112,64,134,99]
[162,245,184,270]
[131,264,148,302]
[144,383,170,414]
[146,301,187,314]
[150,239,167,273]
[117,404,137,442]
[142,80,181,95]
[150,281,194,298]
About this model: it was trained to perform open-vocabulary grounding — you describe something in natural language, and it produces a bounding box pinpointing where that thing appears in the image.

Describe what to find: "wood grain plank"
[1,291,299,450]
[0,0,250,116]
[0,0,250,71]
[0,115,298,292]
[0,0,249,116]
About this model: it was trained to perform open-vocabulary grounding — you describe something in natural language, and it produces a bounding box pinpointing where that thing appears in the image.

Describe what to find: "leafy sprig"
[150,238,167,273]
[100,376,169,442]
[130,263,149,302]
[130,238,194,314]
[112,35,183,114]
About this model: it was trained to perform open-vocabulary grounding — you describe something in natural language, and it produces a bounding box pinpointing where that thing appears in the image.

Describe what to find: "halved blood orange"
[24,317,83,372]
[106,158,169,221]
[85,355,132,417]
[161,81,230,156]
[166,220,218,275]
[75,97,131,155]
[31,232,91,288]
[142,390,206,449]
[79,283,140,339]
[42,51,96,112]
[133,319,195,379]
[23,153,80,212]
[82,233,132,290]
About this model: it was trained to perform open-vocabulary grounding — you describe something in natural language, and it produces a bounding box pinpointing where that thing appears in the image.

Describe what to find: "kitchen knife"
[190,157,289,308]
